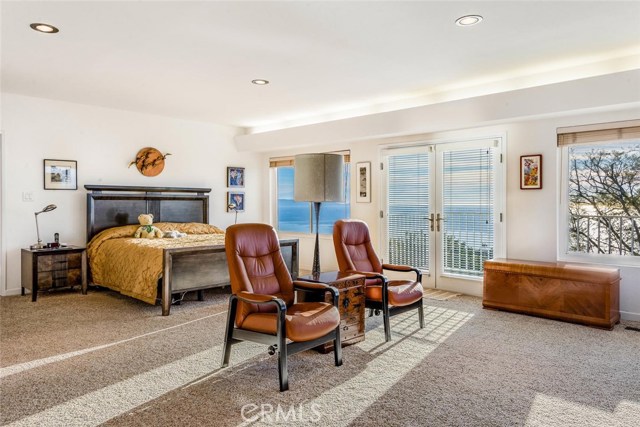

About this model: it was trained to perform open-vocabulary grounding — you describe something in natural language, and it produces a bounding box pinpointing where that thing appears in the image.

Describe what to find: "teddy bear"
[134,213,164,238]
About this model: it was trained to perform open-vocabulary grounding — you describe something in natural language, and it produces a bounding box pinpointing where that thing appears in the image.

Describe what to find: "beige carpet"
[1,287,639,426]
[423,289,461,301]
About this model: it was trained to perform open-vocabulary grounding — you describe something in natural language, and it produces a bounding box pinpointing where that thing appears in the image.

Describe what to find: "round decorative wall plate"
[129,147,171,177]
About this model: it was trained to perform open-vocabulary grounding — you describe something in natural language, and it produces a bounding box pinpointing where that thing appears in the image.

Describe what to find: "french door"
[381,138,504,296]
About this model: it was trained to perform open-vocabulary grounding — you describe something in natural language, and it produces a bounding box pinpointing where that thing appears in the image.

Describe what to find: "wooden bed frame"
[85,185,299,315]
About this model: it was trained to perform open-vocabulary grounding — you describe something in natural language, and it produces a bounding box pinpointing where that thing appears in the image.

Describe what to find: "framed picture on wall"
[227,166,245,188]
[520,154,542,190]
[227,191,245,212]
[356,161,371,203]
[44,159,77,190]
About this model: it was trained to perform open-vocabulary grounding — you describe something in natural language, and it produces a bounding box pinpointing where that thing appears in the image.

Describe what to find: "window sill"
[557,252,640,269]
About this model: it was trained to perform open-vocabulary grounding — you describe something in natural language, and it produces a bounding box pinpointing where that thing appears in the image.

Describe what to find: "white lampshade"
[293,153,344,202]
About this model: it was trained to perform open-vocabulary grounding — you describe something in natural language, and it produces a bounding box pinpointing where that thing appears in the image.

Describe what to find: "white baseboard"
[1,288,22,297]
[621,310,640,322]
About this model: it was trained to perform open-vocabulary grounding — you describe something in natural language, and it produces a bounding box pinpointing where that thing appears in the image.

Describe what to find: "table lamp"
[228,203,239,224]
[31,204,57,249]
[294,153,344,276]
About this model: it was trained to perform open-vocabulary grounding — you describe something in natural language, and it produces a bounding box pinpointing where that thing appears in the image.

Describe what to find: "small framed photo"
[227,166,245,188]
[520,154,542,190]
[356,161,371,203]
[44,159,77,190]
[227,191,245,212]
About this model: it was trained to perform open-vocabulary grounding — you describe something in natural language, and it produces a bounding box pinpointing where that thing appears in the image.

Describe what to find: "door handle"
[436,213,444,232]
[428,213,435,232]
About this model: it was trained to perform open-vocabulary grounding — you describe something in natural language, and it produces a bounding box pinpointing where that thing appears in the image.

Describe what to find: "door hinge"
[500,153,503,163]
[380,210,384,218]
[500,213,503,222]
[380,162,384,170]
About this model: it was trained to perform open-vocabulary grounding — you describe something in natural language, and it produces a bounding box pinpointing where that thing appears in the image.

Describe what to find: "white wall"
[1,93,260,295]
[248,72,640,321]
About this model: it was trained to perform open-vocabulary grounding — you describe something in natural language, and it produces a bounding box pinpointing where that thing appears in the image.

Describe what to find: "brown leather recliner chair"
[221,223,343,391]
[333,219,424,342]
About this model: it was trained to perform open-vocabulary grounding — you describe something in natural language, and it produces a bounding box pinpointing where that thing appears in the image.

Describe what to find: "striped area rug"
[423,289,461,301]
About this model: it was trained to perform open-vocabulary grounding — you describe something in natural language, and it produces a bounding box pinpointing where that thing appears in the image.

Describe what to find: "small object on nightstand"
[21,246,87,301]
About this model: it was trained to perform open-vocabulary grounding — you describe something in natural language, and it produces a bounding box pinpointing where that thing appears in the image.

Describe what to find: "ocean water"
[278,199,350,234]
[278,199,493,244]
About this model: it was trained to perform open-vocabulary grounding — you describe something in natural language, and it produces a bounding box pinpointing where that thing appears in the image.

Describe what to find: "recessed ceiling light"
[455,15,483,27]
[30,23,59,33]
[251,79,269,85]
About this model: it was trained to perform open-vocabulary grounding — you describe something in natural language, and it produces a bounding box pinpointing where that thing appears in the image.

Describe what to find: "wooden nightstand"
[298,271,365,353]
[21,246,88,301]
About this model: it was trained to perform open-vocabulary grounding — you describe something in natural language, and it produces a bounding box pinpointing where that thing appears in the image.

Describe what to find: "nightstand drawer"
[37,268,82,290]
[37,253,82,272]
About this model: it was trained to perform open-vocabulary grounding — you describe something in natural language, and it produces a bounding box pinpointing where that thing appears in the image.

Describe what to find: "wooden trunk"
[298,272,366,352]
[483,259,620,329]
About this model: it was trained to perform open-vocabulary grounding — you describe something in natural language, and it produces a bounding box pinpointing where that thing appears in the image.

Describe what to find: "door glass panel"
[441,147,495,277]
[387,152,430,271]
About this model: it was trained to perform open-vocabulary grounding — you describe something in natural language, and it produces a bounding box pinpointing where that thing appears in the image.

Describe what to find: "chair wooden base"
[367,298,424,341]
[220,295,343,391]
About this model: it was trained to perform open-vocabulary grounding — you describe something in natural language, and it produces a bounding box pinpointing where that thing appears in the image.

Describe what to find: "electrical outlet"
[22,192,34,202]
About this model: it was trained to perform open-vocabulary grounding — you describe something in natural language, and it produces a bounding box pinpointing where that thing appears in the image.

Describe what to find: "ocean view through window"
[276,165,350,234]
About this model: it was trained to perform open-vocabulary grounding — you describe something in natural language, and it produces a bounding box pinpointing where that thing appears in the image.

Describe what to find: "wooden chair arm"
[346,270,387,283]
[382,264,422,282]
[236,291,287,312]
[293,281,339,307]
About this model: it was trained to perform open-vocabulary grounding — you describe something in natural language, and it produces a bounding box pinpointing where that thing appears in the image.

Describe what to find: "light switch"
[22,192,34,202]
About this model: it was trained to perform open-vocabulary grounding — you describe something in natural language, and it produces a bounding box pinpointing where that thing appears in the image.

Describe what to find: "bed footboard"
[161,239,298,316]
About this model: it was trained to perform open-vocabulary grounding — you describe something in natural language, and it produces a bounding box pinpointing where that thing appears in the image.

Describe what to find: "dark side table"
[21,246,87,301]
[298,271,366,353]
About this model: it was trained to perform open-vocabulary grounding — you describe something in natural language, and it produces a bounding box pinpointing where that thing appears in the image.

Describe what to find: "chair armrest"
[293,281,339,307]
[346,270,387,283]
[382,263,422,282]
[235,291,286,312]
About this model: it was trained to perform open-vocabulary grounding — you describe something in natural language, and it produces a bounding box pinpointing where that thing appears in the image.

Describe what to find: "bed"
[85,185,299,315]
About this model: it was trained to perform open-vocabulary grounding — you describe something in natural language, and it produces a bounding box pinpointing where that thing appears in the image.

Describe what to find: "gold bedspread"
[87,223,225,304]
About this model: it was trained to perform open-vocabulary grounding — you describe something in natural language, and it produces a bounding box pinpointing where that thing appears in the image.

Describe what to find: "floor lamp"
[294,153,345,277]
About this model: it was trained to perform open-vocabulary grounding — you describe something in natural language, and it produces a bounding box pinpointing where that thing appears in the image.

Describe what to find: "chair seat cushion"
[365,280,424,306]
[240,302,340,342]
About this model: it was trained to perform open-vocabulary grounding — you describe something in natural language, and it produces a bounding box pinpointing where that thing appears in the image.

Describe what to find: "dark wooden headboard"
[85,185,211,242]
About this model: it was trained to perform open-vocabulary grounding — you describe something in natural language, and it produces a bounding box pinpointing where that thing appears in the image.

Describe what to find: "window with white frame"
[271,153,351,234]
[558,121,640,261]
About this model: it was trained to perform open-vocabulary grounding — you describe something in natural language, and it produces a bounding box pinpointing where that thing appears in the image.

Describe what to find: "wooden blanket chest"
[483,259,620,329]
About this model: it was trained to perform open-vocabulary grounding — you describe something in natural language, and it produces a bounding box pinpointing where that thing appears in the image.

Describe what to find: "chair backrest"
[225,223,294,325]
[333,219,382,274]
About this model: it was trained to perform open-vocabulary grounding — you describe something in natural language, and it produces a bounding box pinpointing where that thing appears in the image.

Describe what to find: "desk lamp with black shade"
[30,204,57,249]
[294,153,345,277]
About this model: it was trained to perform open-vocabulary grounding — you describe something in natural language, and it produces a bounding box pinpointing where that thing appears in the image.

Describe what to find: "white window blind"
[557,120,640,146]
[387,152,430,271]
[441,147,494,276]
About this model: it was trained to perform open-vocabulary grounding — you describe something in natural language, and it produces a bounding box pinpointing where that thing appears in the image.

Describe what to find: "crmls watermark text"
[241,402,322,423]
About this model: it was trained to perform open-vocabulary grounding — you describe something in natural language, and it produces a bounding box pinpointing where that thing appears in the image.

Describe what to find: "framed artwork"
[44,159,77,190]
[227,191,245,212]
[356,161,371,203]
[227,166,245,188]
[520,154,542,190]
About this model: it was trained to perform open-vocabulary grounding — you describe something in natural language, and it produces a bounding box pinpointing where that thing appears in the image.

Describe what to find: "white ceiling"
[2,1,640,131]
